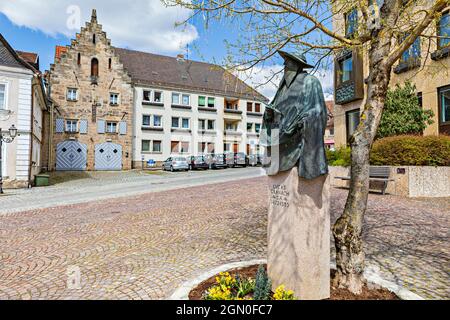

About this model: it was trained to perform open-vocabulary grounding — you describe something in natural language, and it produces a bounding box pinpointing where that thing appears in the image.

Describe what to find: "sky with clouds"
[0,0,334,100]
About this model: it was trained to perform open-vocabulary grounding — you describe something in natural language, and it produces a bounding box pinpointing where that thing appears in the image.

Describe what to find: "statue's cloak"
[260,71,329,180]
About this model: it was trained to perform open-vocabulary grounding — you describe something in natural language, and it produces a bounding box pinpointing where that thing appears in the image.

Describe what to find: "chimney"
[91,9,97,23]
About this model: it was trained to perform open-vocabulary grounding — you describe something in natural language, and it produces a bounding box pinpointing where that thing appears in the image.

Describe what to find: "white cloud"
[237,65,334,101]
[0,0,198,53]
[236,64,284,101]
[313,69,335,101]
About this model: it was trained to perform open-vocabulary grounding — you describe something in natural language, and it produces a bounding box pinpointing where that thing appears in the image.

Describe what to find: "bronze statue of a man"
[261,50,329,180]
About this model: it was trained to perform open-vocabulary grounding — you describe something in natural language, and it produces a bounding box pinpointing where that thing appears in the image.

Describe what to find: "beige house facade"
[333,2,450,147]
[0,34,48,188]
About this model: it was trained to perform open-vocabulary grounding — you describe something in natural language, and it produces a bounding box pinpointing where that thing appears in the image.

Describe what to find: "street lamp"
[0,125,18,194]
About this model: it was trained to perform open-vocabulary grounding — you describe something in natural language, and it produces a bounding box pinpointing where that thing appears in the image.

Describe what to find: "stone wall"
[48,11,133,171]
[329,166,450,198]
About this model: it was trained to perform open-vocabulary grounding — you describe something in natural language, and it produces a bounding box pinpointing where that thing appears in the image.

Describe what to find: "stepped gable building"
[48,9,133,171]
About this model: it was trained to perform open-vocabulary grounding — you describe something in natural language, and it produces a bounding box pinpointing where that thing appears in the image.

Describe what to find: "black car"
[186,155,209,170]
[205,153,228,169]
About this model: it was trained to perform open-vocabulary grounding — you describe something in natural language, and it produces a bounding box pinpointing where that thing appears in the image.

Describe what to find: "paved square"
[0,176,448,299]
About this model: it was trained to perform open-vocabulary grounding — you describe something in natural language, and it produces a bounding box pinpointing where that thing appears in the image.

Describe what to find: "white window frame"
[182,94,191,106]
[180,141,190,154]
[199,119,206,130]
[172,117,180,128]
[153,115,163,127]
[172,92,180,105]
[198,95,206,107]
[65,119,78,133]
[142,115,151,126]
[142,139,151,152]
[67,88,78,102]
[0,82,8,110]
[110,93,120,105]
[207,97,216,108]
[181,118,190,129]
[207,120,215,130]
[152,140,162,153]
[106,121,118,133]
[143,90,152,102]
[153,91,163,103]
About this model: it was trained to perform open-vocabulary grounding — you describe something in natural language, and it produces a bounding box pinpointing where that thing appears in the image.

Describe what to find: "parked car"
[248,154,259,167]
[224,152,236,168]
[162,157,189,172]
[187,155,209,170]
[234,152,248,167]
[205,153,228,169]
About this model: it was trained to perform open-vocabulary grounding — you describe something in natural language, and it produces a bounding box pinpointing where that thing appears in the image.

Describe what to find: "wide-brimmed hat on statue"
[278,50,314,69]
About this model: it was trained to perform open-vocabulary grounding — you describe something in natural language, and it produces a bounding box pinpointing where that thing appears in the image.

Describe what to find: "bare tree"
[163,0,450,294]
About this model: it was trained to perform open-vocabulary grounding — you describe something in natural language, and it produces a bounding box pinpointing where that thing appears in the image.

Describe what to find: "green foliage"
[235,275,256,299]
[370,135,450,166]
[326,147,352,167]
[377,82,434,139]
[254,265,272,300]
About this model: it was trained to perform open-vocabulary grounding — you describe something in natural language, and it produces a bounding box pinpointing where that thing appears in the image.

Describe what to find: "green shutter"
[198,96,206,107]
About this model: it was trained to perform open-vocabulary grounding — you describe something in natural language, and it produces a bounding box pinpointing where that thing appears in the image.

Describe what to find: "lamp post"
[0,125,18,194]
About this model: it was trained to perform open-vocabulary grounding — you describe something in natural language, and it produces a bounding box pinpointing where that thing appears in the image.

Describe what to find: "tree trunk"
[333,41,393,294]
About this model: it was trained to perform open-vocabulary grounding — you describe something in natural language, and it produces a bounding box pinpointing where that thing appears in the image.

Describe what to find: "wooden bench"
[335,166,394,195]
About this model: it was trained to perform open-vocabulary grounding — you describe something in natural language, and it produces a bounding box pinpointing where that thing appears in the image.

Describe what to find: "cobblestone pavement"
[0,168,265,214]
[0,177,448,299]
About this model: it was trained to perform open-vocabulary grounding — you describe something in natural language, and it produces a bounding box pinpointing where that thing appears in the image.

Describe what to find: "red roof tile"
[55,46,67,60]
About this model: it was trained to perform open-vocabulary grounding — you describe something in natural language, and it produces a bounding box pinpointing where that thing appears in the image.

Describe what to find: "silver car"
[162,157,189,172]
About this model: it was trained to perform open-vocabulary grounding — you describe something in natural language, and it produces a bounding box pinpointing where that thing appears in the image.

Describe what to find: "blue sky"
[0,1,334,99]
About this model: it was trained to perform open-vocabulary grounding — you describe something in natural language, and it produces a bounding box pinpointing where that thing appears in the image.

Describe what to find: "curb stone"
[170,260,425,300]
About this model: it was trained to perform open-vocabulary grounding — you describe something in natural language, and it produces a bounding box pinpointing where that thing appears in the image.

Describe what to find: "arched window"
[93,34,96,44]
[108,58,112,70]
[91,58,99,77]
[77,53,81,65]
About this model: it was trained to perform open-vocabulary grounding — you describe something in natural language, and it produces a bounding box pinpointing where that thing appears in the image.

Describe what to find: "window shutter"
[119,121,127,135]
[55,118,64,133]
[97,119,105,134]
[79,119,88,134]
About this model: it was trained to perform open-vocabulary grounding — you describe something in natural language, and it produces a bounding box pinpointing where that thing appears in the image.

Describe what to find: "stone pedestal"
[268,167,330,300]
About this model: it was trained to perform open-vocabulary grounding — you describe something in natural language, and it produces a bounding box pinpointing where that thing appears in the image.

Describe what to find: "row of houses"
[0,10,269,188]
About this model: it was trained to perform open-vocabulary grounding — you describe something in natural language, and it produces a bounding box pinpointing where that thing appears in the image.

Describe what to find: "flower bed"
[189,265,400,300]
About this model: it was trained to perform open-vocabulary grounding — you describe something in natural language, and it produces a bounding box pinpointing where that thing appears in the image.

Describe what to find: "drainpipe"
[28,79,36,189]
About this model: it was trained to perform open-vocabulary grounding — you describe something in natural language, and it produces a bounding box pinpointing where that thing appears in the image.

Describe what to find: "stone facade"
[48,10,133,171]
